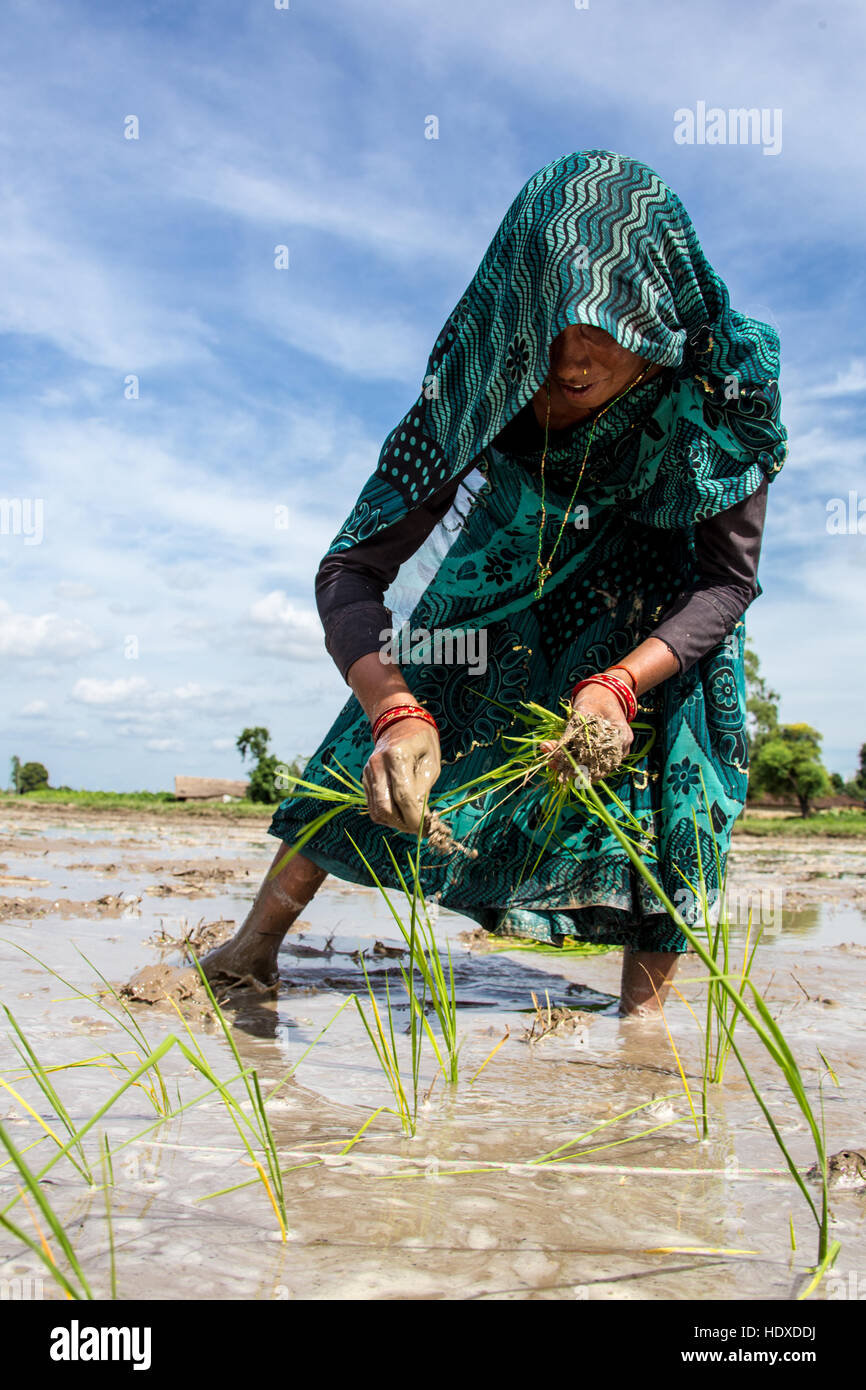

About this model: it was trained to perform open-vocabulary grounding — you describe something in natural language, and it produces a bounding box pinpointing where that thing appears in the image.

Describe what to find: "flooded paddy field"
[1,802,864,1302]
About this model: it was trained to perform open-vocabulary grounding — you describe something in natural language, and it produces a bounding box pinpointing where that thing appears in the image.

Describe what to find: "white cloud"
[0,213,216,372]
[145,738,184,753]
[21,700,49,716]
[69,676,247,727]
[0,0,863,790]
[808,359,866,399]
[54,581,97,601]
[182,160,484,272]
[243,278,431,382]
[249,591,325,661]
[0,602,101,659]
[71,676,150,706]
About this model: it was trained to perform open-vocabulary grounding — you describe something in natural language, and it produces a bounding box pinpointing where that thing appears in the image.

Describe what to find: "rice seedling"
[100,1135,117,1300]
[2,1004,95,1184]
[268,755,369,879]
[342,816,462,1134]
[529,1095,693,1167]
[353,962,419,1137]
[689,771,764,1090]
[3,939,172,1117]
[0,1116,94,1300]
[376,1094,690,1183]
[563,759,839,1272]
[348,825,460,1084]
[268,700,657,886]
[467,1027,510,1084]
[0,946,357,1266]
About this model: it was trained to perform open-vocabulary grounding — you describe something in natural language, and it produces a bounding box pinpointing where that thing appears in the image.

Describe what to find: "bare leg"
[201,848,327,987]
[619,948,680,1017]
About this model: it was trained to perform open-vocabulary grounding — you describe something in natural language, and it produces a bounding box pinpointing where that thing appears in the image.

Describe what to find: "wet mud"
[1,800,864,1301]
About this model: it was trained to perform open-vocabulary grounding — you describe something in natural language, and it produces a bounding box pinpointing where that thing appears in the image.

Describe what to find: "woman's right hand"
[363,716,442,835]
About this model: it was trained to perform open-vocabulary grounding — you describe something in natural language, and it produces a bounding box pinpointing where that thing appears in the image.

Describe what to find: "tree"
[744,639,779,753]
[17,761,50,794]
[10,755,21,793]
[236,727,271,764]
[750,723,832,818]
[236,726,306,804]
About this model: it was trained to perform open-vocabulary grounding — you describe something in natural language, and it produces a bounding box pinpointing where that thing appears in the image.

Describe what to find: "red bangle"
[595,674,638,722]
[605,665,637,693]
[371,704,439,744]
[572,674,637,723]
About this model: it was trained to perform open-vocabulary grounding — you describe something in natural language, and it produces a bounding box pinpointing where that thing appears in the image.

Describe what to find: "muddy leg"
[619,948,680,1018]
[201,848,327,987]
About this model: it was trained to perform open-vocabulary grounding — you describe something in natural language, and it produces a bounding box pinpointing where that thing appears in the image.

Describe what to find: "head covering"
[327,149,786,553]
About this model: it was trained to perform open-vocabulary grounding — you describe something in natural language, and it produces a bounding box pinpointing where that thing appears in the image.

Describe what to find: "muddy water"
[0,804,864,1301]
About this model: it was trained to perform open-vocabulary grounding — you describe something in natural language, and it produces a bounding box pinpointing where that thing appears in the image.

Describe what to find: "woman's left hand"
[540,679,634,779]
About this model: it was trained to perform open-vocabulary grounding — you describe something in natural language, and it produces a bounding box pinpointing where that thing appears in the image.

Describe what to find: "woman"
[204,150,787,1015]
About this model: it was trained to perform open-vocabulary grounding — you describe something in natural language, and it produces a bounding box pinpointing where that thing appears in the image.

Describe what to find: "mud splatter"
[117,960,255,1021]
[120,964,202,1007]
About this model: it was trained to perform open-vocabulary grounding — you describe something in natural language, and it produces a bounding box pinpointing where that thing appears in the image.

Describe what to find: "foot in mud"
[199,935,281,993]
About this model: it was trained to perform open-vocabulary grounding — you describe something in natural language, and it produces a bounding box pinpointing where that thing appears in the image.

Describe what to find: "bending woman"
[204,150,787,1015]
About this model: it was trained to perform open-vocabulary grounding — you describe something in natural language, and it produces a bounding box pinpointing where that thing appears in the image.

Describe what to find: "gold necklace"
[534,364,653,598]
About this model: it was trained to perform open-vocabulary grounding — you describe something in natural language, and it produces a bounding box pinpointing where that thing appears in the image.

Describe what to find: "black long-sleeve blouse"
[316,401,769,683]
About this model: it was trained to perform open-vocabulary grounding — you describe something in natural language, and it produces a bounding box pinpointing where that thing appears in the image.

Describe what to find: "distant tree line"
[8,669,864,820]
[746,640,865,816]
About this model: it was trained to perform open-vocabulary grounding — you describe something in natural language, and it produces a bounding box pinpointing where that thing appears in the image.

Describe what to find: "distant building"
[174,776,249,801]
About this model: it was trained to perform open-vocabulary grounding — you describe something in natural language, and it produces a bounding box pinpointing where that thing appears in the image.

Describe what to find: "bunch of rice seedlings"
[428,698,658,881]
[268,699,657,883]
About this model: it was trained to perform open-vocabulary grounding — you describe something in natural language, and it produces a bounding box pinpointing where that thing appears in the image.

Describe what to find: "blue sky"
[2,0,864,789]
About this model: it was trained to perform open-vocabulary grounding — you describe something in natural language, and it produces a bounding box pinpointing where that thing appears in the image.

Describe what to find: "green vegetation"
[745,640,862,814]
[236,726,307,803]
[750,723,833,818]
[847,742,866,800]
[745,638,780,756]
[736,808,866,837]
[9,756,49,794]
[0,789,272,815]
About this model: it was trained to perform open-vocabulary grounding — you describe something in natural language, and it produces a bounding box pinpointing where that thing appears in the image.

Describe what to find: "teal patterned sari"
[269,150,787,951]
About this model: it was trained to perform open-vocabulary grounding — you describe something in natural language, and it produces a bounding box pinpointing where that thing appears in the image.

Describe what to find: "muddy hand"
[541,681,633,779]
[363,717,441,834]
